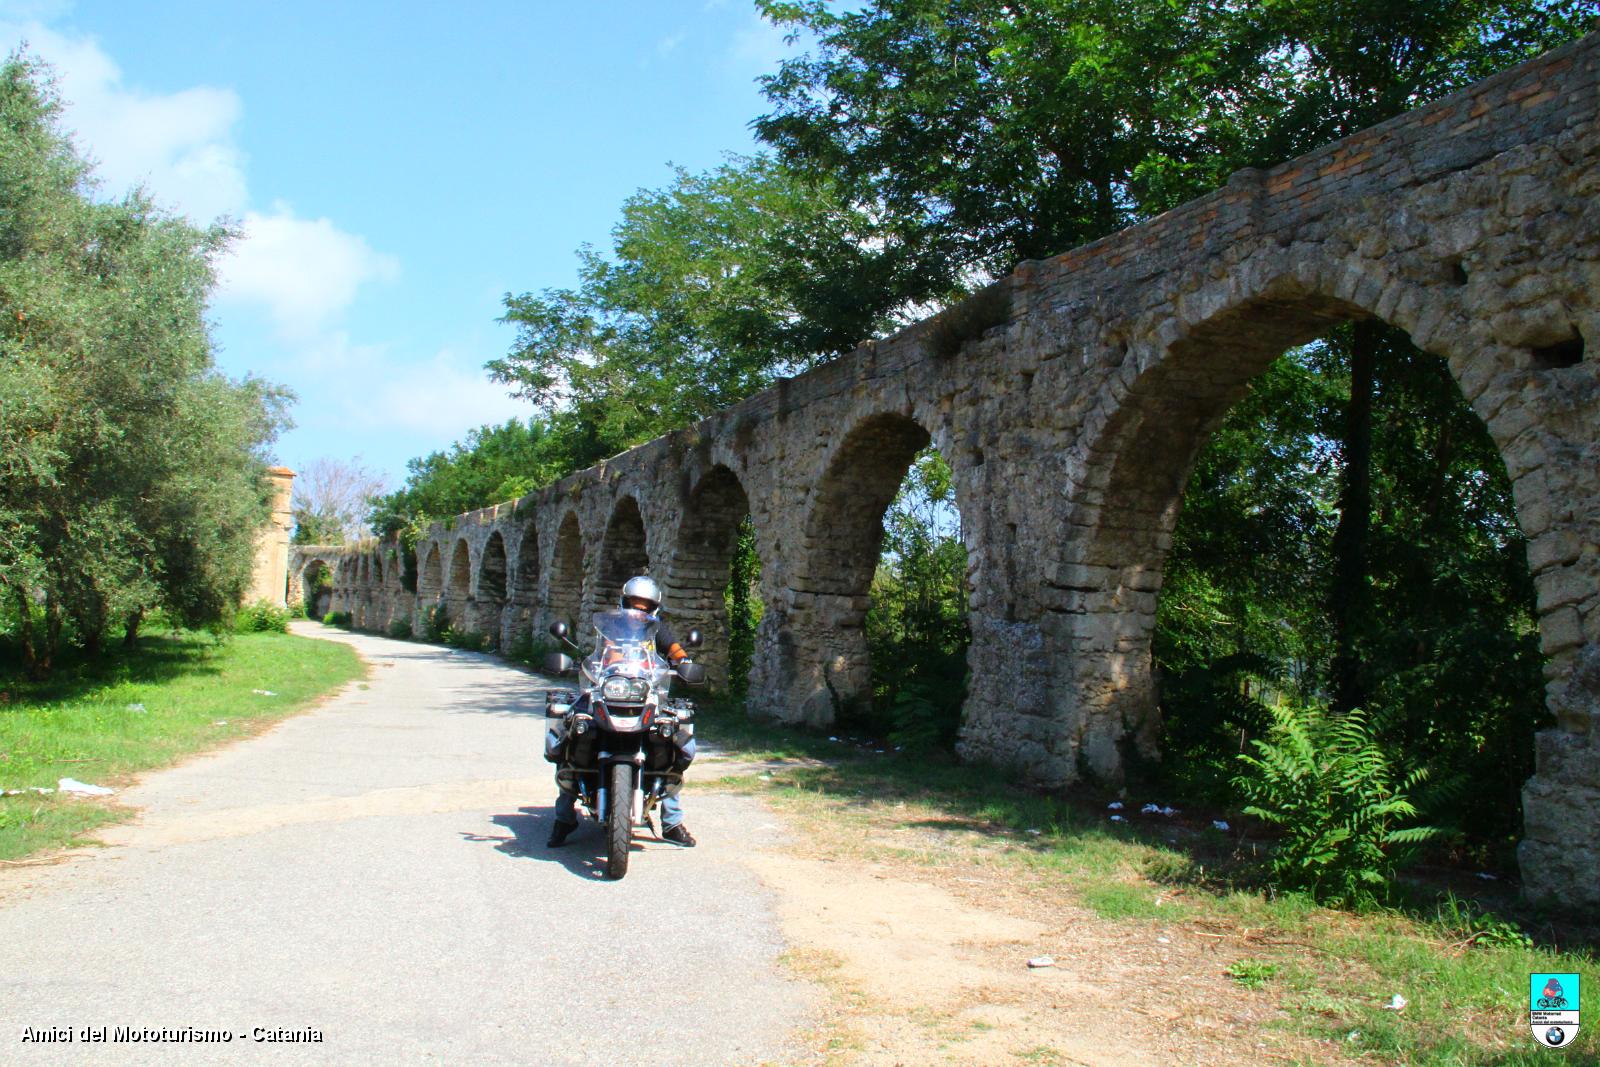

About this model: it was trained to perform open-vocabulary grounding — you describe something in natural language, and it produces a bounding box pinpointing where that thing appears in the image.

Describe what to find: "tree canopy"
[0,53,289,675]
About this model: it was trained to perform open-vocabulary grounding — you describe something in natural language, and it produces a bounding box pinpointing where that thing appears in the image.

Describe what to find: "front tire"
[606,762,633,880]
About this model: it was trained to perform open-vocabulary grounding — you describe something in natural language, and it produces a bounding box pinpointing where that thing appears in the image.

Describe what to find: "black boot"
[662,824,696,847]
[547,820,578,848]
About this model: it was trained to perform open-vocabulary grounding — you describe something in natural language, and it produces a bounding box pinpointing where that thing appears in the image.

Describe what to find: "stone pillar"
[246,467,294,606]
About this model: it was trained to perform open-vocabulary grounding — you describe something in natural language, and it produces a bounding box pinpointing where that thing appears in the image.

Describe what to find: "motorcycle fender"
[543,723,567,764]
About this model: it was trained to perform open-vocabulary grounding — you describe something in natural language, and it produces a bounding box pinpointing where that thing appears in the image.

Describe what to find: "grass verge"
[0,629,364,862]
[693,702,1598,1065]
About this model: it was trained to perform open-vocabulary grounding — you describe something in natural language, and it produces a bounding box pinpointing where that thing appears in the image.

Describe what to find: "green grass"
[0,629,363,861]
[694,704,1599,1064]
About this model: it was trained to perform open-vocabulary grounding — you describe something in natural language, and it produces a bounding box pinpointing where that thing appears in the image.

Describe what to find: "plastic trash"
[1027,956,1055,968]
[1109,814,1127,823]
[125,703,146,713]
[251,689,277,697]
[1157,936,1171,944]
[1382,994,1408,1011]
[1475,872,1497,881]
[1025,827,1043,835]
[1212,820,1230,831]
[1106,801,1124,810]
[58,778,114,796]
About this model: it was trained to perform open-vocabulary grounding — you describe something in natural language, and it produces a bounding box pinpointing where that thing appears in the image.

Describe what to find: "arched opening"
[447,539,473,630]
[474,531,509,647]
[548,512,585,629]
[479,532,508,604]
[511,524,540,645]
[418,544,443,601]
[784,413,971,739]
[301,560,332,620]
[590,497,649,617]
[666,466,756,695]
[1075,291,1543,872]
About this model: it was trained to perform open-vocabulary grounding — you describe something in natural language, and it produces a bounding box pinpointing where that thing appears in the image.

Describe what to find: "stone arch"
[1037,263,1545,787]
[447,539,473,626]
[664,466,752,686]
[472,531,509,645]
[759,411,975,726]
[300,558,333,620]
[547,511,585,629]
[590,496,650,617]
[419,543,443,601]
[511,523,541,641]
[479,532,508,604]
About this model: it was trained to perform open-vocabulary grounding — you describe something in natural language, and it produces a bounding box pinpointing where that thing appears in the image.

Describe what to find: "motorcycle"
[541,609,706,879]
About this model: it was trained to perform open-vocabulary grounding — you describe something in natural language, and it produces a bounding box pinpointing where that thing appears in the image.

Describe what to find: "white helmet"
[620,575,662,614]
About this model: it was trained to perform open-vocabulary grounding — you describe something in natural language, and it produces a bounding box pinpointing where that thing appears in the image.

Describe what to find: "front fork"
[596,752,647,827]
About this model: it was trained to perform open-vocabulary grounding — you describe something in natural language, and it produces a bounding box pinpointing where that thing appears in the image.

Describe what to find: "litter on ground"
[57,778,114,796]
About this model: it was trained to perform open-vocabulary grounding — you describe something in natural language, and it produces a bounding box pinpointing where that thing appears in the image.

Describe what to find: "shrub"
[506,632,560,667]
[1232,703,1440,907]
[387,618,413,640]
[446,628,488,653]
[323,611,353,629]
[235,600,290,634]
[423,604,450,643]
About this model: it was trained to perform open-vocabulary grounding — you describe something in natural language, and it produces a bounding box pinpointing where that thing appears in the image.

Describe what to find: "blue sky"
[0,0,801,491]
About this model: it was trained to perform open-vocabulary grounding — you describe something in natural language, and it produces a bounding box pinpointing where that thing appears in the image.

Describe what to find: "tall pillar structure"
[246,466,295,606]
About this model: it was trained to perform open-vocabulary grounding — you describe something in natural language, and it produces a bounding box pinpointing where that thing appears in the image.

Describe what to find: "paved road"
[0,625,814,1065]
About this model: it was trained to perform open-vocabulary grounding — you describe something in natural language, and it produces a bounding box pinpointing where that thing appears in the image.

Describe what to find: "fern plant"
[1232,703,1440,906]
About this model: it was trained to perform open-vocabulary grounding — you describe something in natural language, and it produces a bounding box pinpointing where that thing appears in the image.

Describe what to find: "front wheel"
[606,762,633,880]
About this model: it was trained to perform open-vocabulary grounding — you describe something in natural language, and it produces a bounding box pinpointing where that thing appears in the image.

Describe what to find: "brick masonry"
[286,33,1600,909]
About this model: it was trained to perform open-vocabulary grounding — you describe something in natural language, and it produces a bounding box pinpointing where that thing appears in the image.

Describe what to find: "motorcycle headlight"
[601,676,650,704]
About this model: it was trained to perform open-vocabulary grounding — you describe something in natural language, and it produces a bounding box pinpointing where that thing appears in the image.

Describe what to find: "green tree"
[489,155,941,459]
[756,0,1267,278]
[0,53,287,674]
[368,417,575,539]
[862,450,969,749]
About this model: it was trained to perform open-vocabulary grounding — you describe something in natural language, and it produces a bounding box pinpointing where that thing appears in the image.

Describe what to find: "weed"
[1226,959,1278,989]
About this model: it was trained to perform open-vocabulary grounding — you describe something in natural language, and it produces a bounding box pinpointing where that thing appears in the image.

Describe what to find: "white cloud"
[0,20,247,221]
[657,30,686,56]
[216,204,400,340]
[1,21,397,340]
[351,350,531,437]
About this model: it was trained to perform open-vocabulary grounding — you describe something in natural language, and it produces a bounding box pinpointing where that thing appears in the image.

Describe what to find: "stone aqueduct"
[289,35,1600,907]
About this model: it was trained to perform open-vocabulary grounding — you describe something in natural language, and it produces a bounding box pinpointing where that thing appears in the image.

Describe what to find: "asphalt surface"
[0,624,815,1065]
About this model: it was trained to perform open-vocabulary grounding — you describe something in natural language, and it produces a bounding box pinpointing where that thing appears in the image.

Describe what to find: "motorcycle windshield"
[585,609,661,677]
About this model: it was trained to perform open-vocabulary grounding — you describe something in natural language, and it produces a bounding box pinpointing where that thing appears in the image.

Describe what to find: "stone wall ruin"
[286,34,1600,909]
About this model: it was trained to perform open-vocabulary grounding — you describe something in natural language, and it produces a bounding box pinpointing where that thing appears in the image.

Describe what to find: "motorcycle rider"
[547,575,698,848]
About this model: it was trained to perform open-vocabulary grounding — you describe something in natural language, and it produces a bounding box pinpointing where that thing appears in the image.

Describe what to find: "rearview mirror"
[548,621,569,640]
[685,628,703,648]
[542,652,575,676]
[675,661,707,686]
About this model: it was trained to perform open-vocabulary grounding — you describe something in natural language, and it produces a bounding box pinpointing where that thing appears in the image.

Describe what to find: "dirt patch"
[735,799,1352,1066]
